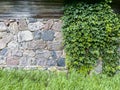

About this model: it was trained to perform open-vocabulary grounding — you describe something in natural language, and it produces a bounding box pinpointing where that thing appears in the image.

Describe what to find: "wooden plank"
[0,0,64,19]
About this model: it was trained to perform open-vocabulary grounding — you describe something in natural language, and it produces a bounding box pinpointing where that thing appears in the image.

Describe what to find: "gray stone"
[19,42,28,50]
[19,56,30,66]
[0,48,8,56]
[0,33,12,49]
[6,56,19,66]
[47,59,56,66]
[0,55,6,64]
[11,50,23,57]
[18,19,28,30]
[35,50,51,59]
[27,40,46,50]
[3,33,13,43]
[28,22,44,31]
[90,60,102,75]
[94,60,102,74]
[56,51,63,58]
[41,30,55,41]
[8,22,18,34]
[19,56,36,67]
[18,31,33,42]
[52,20,62,32]
[57,58,65,67]
[30,58,37,65]
[23,50,35,57]
[33,30,41,40]
[36,58,48,66]
[7,41,18,49]
[47,41,64,51]
[0,22,7,32]
[0,31,6,37]
[51,51,57,59]
[44,19,54,30]
[118,47,120,52]
[0,40,7,49]
[4,19,11,26]
[54,32,63,42]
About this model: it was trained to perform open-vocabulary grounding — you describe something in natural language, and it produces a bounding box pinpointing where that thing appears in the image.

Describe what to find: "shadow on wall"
[111,0,120,14]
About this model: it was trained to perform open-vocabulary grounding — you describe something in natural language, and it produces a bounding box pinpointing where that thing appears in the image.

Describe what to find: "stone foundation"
[0,18,65,68]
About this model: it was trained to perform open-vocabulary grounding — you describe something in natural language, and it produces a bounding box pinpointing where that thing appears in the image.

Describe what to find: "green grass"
[0,69,120,90]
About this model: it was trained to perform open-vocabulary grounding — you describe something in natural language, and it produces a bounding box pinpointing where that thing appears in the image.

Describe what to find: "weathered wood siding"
[0,0,63,19]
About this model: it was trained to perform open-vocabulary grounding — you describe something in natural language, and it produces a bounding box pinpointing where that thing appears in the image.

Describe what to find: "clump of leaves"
[62,2,120,76]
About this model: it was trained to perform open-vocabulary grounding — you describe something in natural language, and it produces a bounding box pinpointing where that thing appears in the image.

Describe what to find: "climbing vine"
[62,0,120,76]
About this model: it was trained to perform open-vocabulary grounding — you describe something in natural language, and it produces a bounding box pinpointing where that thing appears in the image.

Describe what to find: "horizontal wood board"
[0,0,119,19]
[0,0,64,19]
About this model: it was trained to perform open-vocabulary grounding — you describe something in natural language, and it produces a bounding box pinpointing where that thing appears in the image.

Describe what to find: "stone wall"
[0,18,65,69]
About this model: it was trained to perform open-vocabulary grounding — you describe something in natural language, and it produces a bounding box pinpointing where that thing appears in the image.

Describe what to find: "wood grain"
[0,0,63,19]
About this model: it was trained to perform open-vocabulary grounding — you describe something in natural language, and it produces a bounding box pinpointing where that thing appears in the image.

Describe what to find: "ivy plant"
[62,1,120,76]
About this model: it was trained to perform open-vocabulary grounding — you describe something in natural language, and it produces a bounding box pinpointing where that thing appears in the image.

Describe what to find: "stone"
[0,56,6,64]
[41,30,55,41]
[0,48,8,56]
[0,32,13,49]
[3,33,13,43]
[0,40,7,49]
[27,40,46,50]
[6,56,19,66]
[63,50,66,57]
[18,19,28,30]
[51,51,57,59]
[35,50,51,59]
[0,32,3,39]
[90,60,102,75]
[44,19,54,30]
[47,41,64,51]
[23,50,35,57]
[54,32,63,42]
[4,19,11,26]
[57,58,65,67]
[8,22,18,34]
[19,42,28,50]
[33,30,41,40]
[4,19,16,26]
[0,22,7,32]
[7,41,18,49]
[28,22,44,31]
[52,20,62,32]
[30,58,36,65]
[13,35,18,42]
[118,47,120,52]
[94,60,102,74]
[20,40,46,50]
[0,32,8,38]
[36,58,48,66]
[11,49,23,57]
[56,51,63,58]
[19,56,30,66]
[18,31,33,42]
[47,59,56,66]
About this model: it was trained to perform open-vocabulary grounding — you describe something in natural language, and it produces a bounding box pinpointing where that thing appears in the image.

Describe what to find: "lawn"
[0,69,119,90]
